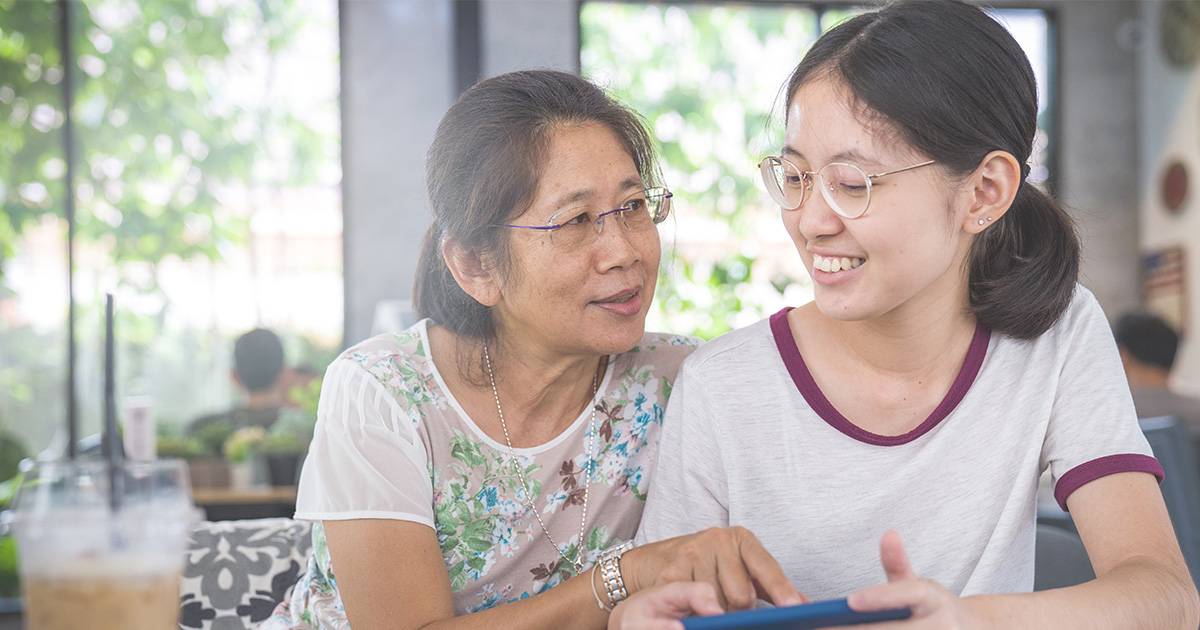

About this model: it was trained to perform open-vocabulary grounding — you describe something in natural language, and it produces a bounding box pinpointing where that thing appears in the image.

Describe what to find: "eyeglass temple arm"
[868,159,936,178]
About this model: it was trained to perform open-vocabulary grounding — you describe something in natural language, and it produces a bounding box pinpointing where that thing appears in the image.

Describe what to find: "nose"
[594,214,642,270]
[795,181,846,242]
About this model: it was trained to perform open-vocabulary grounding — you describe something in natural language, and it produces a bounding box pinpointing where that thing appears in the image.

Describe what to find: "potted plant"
[223,426,268,488]
[259,433,307,487]
[168,421,235,489]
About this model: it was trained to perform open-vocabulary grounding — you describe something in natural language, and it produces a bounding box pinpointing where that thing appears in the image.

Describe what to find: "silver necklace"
[482,343,599,575]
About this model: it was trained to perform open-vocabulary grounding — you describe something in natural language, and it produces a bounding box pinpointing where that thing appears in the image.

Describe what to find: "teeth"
[813,253,864,273]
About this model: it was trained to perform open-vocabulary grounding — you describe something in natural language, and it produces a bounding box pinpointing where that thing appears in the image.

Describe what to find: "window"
[581,2,1054,339]
[0,0,341,455]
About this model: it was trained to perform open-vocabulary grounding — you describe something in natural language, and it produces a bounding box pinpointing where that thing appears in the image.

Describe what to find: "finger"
[847,578,935,614]
[879,530,916,583]
[752,576,811,605]
[713,537,758,611]
[684,548,728,612]
[616,618,686,630]
[670,581,725,617]
[734,529,806,606]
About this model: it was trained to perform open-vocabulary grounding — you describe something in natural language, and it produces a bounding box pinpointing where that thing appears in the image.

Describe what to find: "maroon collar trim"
[769,308,991,446]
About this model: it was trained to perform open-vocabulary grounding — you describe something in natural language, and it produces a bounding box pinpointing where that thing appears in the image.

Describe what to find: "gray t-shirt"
[636,285,1160,600]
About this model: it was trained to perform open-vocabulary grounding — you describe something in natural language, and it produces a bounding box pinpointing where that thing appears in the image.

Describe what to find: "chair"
[1140,415,1200,584]
[1034,523,1094,590]
[179,518,312,630]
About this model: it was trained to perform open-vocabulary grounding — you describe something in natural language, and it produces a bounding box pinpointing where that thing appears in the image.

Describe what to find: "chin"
[598,316,649,354]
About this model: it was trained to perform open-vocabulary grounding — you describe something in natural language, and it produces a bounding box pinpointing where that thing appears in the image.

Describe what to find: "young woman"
[633,1,1200,628]
[261,70,801,630]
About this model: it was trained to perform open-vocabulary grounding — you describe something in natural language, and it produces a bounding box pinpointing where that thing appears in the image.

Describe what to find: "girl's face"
[781,77,976,325]
[491,123,661,358]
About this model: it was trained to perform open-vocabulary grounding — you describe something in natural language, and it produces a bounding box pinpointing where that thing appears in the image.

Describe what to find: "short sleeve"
[294,358,435,528]
[1041,289,1163,511]
[635,356,730,546]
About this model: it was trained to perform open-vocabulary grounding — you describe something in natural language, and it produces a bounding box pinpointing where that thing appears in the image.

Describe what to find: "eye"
[622,198,647,213]
[558,211,591,227]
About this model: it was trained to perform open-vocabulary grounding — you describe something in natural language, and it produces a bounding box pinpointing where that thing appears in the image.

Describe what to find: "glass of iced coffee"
[10,459,197,630]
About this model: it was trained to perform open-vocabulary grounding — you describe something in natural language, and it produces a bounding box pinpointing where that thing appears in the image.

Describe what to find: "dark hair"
[1115,313,1180,370]
[234,328,284,392]
[414,70,658,339]
[784,0,1079,339]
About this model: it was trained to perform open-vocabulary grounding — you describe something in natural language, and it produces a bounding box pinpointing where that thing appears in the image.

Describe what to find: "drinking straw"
[103,293,122,512]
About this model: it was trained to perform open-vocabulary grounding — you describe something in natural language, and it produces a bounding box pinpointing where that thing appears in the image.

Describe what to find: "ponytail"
[412,222,495,340]
[967,182,1079,339]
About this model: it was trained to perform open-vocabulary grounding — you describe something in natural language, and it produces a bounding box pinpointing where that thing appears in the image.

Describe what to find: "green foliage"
[222,425,266,462]
[0,0,334,282]
[581,4,819,339]
[0,0,340,454]
[156,433,206,459]
[190,418,234,457]
[259,431,305,455]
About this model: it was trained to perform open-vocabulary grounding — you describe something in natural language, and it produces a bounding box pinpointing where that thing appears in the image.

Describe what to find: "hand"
[844,531,975,629]
[624,526,808,611]
[608,582,724,630]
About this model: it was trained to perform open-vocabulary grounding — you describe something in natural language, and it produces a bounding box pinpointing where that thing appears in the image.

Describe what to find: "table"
[193,485,297,521]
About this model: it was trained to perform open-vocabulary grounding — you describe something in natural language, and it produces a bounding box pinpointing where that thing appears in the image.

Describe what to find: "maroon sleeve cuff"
[1054,454,1164,511]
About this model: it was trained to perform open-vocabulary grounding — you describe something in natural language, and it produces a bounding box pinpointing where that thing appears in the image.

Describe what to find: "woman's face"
[491,123,661,358]
[781,77,975,324]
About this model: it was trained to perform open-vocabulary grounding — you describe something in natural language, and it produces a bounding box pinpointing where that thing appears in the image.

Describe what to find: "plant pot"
[185,458,230,489]
[266,454,301,487]
[229,460,268,489]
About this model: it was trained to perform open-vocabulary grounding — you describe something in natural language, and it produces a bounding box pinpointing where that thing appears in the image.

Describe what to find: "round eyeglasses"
[758,156,935,219]
[497,187,672,251]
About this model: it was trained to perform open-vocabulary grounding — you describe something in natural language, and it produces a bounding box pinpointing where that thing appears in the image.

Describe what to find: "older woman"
[261,70,801,630]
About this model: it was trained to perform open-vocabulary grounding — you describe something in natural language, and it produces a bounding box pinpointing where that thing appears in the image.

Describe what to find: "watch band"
[599,540,634,609]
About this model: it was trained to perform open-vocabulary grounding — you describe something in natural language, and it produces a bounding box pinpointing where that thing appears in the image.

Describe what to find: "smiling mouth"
[595,288,640,304]
[812,253,865,273]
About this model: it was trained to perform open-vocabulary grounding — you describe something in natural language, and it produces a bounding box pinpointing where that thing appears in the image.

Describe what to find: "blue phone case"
[680,597,911,630]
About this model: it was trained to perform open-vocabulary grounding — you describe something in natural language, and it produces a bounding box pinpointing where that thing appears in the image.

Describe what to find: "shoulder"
[992,284,1107,350]
[680,315,776,373]
[334,320,432,380]
[617,331,703,373]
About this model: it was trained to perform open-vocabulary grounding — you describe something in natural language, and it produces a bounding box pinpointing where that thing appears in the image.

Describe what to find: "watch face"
[1162,0,1200,68]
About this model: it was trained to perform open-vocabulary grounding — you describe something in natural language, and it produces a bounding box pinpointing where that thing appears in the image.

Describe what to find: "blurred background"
[0,0,1197,461]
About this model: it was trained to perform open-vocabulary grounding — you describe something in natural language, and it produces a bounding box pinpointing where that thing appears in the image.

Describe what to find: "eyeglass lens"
[547,188,671,249]
[759,158,872,219]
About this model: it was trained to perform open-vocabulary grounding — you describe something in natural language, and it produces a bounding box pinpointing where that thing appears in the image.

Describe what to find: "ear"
[962,150,1020,234]
[442,237,503,307]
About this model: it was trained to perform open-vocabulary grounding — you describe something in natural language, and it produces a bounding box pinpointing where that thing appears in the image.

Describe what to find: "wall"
[341,0,1144,351]
[1138,0,1200,395]
[340,0,455,346]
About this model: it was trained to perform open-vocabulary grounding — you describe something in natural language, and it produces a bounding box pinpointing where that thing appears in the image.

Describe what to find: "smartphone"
[680,597,911,630]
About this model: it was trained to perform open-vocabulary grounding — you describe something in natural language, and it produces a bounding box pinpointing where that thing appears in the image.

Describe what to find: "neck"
[243,389,281,409]
[816,289,976,379]
[431,325,605,446]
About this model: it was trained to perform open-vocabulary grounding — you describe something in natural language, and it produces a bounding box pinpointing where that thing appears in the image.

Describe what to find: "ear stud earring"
[978,217,994,225]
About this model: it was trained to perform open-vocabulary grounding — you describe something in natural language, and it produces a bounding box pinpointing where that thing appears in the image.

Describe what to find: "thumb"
[879,530,916,582]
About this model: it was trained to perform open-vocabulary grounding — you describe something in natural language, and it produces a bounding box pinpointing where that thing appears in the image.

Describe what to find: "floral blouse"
[260,319,698,628]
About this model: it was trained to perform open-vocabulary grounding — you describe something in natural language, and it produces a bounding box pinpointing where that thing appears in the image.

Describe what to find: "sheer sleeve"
[294,357,435,528]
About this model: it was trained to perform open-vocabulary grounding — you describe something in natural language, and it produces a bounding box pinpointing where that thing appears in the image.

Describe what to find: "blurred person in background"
[1115,312,1200,433]
[189,327,288,434]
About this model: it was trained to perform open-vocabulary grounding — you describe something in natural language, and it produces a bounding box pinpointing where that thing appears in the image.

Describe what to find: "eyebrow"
[781,145,884,170]
[549,176,645,210]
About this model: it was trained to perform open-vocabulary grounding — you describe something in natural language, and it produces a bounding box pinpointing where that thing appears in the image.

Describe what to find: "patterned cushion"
[180,518,313,630]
